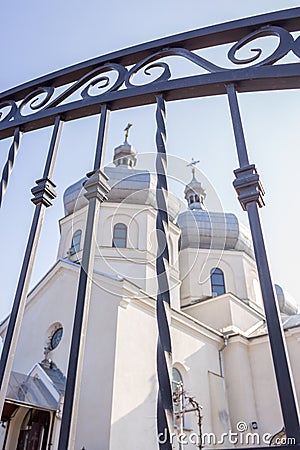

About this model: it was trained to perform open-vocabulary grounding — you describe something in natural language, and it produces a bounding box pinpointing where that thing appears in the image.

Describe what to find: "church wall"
[171,316,226,443]
[247,329,300,439]
[180,248,204,304]
[229,299,263,331]
[0,427,5,449]
[223,336,258,435]
[241,259,264,311]
[248,270,264,310]
[184,294,263,333]
[109,296,227,450]
[110,298,158,450]
[224,329,300,443]
[57,200,181,310]
[57,206,88,261]
[284,329,300,404]
[95,203,180,309]
[74,275,122,450]
[179,248,262,310]
[94,247,149,282]
[99,204,140,249]
[179,249,237,305]
[247,335,282,438]
[6,265,78,375]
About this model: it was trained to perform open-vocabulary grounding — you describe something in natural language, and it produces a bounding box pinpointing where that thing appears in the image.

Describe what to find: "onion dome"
[275,284,299,316]
[63,135,180,221]
[63,177,87,214]
[177,171,254,258]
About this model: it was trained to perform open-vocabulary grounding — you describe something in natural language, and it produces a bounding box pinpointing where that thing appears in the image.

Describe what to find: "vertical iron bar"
[93,104,109,172]
[155,94,174,450]
[0,128,22,207]
[226,83,300,442]
[0,116,63,413]
[57,104,110,450]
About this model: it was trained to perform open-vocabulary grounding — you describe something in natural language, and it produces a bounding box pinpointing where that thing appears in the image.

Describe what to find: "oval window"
[50,327,63,350]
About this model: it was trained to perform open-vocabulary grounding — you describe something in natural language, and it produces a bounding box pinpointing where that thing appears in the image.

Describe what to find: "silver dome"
[177,209,254,258]
[275,284,299,316]
[63,166,181,222]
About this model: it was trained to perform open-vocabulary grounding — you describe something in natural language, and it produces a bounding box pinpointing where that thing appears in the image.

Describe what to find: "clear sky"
[0,0,300,321]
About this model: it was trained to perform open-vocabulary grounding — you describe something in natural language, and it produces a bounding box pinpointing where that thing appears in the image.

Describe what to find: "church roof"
[177,207,254,258]
[63,167,181,221]
[5,368,59,411]
[248,313,300,338]
[177,169,254,257]
[275,284,298,316]
[2,360,66,418]
[39,360,66,395]
[63,133,181,220]
[282,314,300,329]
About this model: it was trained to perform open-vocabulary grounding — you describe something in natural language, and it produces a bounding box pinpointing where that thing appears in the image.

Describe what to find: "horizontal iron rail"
[1,7,300,103]
[1,63,300,140]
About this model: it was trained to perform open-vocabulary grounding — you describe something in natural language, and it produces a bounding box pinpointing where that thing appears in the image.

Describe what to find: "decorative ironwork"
[227,83,300,443]
[173,383,203,450]
[0,128,21,207]
[0,100,17,122]
[16,87,55,120]
[0,116,63,412]
[1,9,300,138]
[233,164,265,210]
[57,105,111,450]
[227,25,294,66]
[155,94,174,450]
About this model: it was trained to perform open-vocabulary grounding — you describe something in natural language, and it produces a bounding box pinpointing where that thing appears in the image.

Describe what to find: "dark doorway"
[16,409,51,450]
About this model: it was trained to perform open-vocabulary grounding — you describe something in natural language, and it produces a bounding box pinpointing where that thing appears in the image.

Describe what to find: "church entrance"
[16,409,51,450]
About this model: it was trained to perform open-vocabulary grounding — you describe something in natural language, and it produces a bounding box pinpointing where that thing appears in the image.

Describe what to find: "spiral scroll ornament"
[155,94,174,450]
[0,24,299,137]
[16,87,55,119]
[0,128,21,207]
[0,101,18,124]
[227,26,294,66]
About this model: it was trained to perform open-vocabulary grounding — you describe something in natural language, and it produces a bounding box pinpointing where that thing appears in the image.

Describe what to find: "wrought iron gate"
[1,7,300,449]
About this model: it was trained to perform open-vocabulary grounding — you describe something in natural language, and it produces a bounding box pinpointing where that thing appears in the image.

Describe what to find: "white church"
[0,135,299,450]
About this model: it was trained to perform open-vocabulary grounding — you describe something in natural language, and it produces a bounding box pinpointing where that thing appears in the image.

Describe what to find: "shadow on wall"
[109,344,232,450]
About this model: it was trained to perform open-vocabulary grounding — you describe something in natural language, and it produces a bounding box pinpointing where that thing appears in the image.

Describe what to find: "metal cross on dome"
[124,123,133,141]
[187,158,200,174]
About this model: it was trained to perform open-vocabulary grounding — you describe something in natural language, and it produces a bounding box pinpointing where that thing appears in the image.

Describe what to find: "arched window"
[70,230,81,255]
[211,268,225,297]
[172,367,185,429]
[112,223,127,248]
[172,367,183,391]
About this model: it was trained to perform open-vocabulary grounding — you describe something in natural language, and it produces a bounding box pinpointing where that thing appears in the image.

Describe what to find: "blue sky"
[0,0,300,320]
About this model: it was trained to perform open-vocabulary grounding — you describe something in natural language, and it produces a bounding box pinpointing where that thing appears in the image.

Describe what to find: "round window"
[50,327,63,350]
